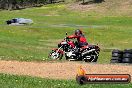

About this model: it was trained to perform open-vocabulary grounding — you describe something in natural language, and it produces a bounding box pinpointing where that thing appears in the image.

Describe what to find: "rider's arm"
[67,35,79,39]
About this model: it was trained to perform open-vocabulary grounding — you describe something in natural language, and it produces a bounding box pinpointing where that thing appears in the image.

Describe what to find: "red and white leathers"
[67,34,88,48]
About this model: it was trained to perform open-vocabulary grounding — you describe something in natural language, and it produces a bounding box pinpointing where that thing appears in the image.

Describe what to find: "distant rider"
[67,29,88,48]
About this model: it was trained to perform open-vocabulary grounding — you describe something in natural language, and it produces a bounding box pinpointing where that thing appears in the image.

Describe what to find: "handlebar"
[66,32,68,36]
[64,37,69,41]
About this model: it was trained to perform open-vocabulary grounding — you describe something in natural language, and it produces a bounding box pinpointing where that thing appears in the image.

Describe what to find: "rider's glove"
[66,37,69,40]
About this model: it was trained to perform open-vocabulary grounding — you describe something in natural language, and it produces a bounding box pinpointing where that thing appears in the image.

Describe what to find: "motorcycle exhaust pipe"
[82,49,96,56]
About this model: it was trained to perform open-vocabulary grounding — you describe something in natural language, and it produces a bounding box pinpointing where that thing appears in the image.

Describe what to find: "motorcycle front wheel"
[48,50,63,60]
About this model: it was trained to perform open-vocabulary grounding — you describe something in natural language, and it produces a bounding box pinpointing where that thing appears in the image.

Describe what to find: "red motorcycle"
[48,33,100,62]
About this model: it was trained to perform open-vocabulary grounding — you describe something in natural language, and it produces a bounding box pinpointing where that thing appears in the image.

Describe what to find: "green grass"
[0,4,131,63]
[0,73,132,88]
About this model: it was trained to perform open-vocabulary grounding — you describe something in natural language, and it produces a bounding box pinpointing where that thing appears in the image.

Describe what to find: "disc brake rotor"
[51,52,59,59]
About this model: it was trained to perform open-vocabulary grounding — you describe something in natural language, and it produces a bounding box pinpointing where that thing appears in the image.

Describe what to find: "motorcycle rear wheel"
[83,52,99,62]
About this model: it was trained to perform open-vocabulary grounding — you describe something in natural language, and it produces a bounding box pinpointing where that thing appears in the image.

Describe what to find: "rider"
[67,29,88,49]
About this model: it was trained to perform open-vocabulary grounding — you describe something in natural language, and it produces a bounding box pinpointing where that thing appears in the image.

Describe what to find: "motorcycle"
[48,33,100,62]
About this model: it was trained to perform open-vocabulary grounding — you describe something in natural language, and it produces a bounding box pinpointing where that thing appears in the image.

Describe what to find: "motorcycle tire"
[124,49,132,54]
[48,51,63,60]
[123,53,132,58]
[91,56,98,62]
[83,53,98,62]
[112,53,123,58]
[111,57,122,62]
[112,49,123,54]
[110,59,120,63]
[122,58,132,63]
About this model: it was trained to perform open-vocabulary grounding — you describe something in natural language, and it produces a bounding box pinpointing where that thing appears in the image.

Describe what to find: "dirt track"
[0,60,132,79]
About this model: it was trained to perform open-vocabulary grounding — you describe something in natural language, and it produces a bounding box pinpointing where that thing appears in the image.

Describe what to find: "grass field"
[0,3,132,63]
[0,73,131,88]
[0,1,132,88]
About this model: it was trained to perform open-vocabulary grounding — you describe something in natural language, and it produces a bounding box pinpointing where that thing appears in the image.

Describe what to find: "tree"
[80,0,104,4]
[94,0,104,3]
[0,0,65,10]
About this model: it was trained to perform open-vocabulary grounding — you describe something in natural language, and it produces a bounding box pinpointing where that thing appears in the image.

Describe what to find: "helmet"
[75,29,82,36]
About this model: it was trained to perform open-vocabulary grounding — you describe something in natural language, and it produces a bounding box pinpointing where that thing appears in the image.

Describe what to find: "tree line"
[0,0,104,10]
[0,0,64,10]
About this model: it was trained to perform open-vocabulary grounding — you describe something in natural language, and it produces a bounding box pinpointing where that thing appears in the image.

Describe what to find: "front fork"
[53,45,63,54]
